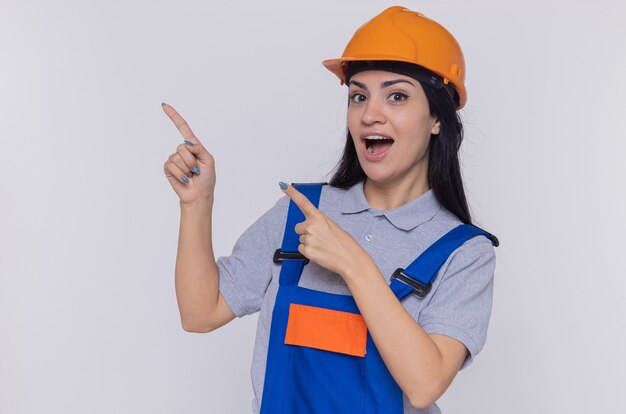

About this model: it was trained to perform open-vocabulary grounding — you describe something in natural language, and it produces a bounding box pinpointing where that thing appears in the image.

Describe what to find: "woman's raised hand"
[162,103,216,206]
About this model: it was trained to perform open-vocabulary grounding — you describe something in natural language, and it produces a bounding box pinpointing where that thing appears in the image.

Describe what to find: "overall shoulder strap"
[390,224,499,301]
[273,182,326,266]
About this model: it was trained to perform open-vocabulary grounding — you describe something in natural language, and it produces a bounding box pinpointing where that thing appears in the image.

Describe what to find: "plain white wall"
[1,0,625,413]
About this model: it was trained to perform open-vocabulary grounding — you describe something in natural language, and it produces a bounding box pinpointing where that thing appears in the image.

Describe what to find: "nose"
[361,99,386,125]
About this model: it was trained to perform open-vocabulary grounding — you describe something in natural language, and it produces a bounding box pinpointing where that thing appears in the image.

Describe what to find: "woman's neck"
[363,176,429,211]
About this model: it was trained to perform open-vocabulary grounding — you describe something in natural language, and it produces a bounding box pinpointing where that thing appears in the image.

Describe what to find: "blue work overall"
[259,183,499,413]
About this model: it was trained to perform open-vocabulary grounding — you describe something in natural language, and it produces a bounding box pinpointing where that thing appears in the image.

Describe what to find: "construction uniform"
[217,181,498,413]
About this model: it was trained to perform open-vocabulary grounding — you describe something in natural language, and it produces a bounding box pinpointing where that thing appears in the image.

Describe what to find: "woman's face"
[347,70,440,186]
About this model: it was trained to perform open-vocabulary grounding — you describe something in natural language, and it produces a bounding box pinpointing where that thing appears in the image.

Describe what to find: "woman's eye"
[388,92,408,102]
[349,93,366,104]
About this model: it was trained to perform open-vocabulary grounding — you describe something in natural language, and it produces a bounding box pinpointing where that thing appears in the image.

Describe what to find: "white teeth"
[365,135,391,140]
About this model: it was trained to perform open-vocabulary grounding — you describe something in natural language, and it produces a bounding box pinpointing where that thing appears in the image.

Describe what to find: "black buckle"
[273,249,309,265]
[390,268,431,298]
[468,223,500,247]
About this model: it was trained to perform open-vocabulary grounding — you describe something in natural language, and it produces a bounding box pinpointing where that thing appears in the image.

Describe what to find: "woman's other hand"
[162,103,216,206]
[279,182,372,279]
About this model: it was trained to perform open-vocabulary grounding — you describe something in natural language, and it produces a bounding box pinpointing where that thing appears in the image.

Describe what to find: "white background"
[1,0,625,413]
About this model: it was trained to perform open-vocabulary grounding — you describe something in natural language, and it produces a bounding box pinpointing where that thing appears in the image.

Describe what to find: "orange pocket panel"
[284,303,367,357]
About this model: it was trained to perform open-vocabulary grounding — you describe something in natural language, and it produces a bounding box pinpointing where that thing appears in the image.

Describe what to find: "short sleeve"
[217,196,288,318]
[418,237,496,370]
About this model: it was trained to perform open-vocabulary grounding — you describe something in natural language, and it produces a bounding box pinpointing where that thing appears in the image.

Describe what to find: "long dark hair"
[327,72,472,224]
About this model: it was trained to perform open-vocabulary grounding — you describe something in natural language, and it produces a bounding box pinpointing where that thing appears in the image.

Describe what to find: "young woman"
[162,6,498,413]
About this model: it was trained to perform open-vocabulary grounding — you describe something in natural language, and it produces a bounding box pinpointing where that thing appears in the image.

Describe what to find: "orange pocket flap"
[284,303,367,357]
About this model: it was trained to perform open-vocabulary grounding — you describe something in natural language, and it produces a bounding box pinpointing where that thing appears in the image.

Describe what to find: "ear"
[431,118,441,135]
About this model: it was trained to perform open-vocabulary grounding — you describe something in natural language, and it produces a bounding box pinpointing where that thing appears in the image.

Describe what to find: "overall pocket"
[285,303,367,356]
[284,304,367,413]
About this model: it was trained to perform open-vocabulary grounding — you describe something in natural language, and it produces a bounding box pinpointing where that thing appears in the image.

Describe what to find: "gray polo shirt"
[217,180,496,414]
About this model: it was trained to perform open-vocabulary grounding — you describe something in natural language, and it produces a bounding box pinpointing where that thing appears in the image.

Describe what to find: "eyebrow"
[348,79,415,90]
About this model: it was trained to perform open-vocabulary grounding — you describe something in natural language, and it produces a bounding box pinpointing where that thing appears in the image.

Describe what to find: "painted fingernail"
[279,182,288,190]
[192,165,200,174]
[161,102,166,107]
[181,176,189,184]
[184,140,194,146]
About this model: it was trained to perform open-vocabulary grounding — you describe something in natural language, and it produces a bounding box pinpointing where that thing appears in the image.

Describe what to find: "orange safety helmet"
[322,6,468,109]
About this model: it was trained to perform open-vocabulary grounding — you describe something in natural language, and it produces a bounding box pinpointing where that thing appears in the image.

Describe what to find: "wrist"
[180,197,214,212]
[341,252,376,284]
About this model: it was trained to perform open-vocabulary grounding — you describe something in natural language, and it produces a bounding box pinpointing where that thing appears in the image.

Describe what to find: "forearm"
[175,197,219,330]
[342,257,446,408]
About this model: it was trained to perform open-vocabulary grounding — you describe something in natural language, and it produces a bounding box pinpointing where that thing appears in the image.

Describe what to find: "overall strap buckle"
[390,268,432,298]
[273,249,310,265]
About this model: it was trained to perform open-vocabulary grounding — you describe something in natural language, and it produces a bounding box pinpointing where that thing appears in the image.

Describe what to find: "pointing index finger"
[280,182,318,218]
[161,103,197,142]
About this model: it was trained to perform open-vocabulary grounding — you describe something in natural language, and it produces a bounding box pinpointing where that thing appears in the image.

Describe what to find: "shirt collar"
[339,180,441,231]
